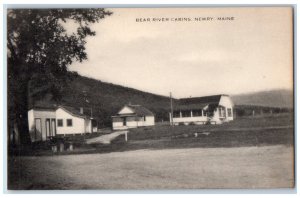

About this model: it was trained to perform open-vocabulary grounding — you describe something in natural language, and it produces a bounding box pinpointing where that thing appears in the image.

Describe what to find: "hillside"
[232,89,293,108]
[31,73,293,127]
[32,73,173,127]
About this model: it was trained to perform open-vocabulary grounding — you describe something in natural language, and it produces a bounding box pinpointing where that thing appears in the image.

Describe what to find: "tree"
[7,9,112,147]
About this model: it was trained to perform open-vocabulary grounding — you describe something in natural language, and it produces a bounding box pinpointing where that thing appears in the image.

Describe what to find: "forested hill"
[32,72,293,127]
[33,73,173,126]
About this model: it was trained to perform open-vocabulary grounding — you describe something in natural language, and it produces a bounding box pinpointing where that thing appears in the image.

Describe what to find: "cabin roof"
[117,104,154,117]
[174,94,228,111]
[179,95,225,105]
[29,105,91,119]
[58,106,91,119]
[28,106,57,111]
[173,103,209,111]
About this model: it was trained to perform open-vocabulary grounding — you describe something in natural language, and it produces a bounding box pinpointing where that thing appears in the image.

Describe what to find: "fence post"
[59,143,64,152]
[69,142,73,151]
[52,145,57,153]
[125,131,128,142]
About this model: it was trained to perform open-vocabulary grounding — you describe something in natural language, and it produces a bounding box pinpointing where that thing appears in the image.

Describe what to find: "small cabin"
[171,94,234,125]
[112,104,155,130]
[28,106,94,142]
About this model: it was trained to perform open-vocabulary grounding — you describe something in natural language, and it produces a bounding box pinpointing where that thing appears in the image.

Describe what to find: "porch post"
[91,119,93,133]
[191,110,193,117]
[180,111,182,118]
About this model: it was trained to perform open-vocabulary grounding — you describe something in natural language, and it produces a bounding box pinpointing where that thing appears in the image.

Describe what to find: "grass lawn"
[128,113,293,141]
[10,113,294,156]
[7,113,294,190]
[118,113,294,151]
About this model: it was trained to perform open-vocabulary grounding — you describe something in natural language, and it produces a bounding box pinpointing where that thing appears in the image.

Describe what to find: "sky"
[69,7,293,98]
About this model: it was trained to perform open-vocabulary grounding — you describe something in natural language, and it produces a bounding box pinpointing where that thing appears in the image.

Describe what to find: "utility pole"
[83,90,93,133]
[170,92,174,126]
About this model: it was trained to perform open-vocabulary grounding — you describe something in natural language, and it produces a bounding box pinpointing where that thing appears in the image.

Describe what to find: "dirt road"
[8,145,294,190]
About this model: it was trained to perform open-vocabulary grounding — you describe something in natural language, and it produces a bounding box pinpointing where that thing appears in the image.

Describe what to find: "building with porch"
[171,94,234,125]
[112,104,155,130]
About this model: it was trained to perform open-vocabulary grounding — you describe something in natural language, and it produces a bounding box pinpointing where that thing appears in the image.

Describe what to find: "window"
[57,119,63,127]
[67,119,73,127]
[113,117,123,122]
[228,108,232,117]
[126,117,136,121]
[135,117,143,121]
[218,107,226,117]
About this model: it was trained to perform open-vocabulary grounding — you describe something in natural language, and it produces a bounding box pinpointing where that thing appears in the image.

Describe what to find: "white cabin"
[28,106,93,142]
[170,95,234,125]
[112,104,155,130]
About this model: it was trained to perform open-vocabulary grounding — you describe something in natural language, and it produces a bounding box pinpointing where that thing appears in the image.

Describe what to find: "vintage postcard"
[7,7,294,190]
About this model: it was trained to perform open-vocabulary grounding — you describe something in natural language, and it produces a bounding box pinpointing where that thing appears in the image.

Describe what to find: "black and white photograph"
[6,6,294,190]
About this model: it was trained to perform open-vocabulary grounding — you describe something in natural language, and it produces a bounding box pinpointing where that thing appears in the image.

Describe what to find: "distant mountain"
[231,89,293,108]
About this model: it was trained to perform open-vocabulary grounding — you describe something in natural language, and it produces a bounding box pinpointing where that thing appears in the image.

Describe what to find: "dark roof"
[30,105,91,119]
[173,103,209,111]
[58,106,91,119]
[118,105,154,116]
[174,95,227,111]
[29,106,56,111]
[179,95,224,105]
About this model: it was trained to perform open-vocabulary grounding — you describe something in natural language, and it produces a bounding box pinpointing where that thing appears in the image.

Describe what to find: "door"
[34,118,42,141]
[45,119,51,140]
[123,117,126,126]
[51,119,56,136]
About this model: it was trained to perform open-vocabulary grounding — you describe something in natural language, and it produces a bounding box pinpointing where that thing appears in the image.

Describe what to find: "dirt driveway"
[8,145,294,190]
[85,130,128,144]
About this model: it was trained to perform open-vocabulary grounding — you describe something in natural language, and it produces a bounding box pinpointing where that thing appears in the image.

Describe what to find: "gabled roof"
[117,104,154,117]
[57,106,91,119]
[128,105,154,116]
[179,95,225,105]
[29,105,91,119]
[29,106,56,111]
[174,94,228,111]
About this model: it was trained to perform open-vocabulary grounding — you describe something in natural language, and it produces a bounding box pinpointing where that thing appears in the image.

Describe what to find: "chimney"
[80,107,84,114]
